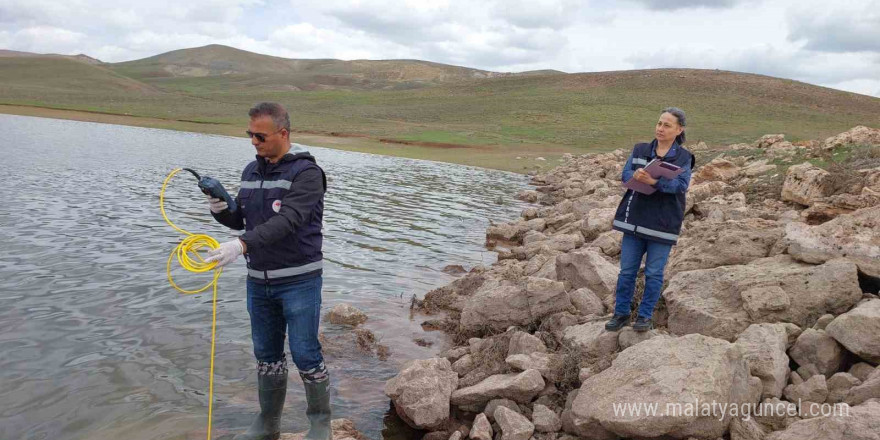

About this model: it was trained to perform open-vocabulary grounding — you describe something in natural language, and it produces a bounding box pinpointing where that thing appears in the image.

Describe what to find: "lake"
[0,114,530,440]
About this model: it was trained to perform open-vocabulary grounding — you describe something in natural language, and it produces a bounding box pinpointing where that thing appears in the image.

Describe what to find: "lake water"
[0,114,529,440]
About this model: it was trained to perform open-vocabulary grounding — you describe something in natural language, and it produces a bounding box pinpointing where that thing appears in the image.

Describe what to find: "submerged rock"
[280,418,367,440]
[326,303,368,326]
[384,358,458,430]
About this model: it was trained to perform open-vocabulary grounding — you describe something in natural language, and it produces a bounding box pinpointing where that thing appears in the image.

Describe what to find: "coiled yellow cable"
[160,168,221,440]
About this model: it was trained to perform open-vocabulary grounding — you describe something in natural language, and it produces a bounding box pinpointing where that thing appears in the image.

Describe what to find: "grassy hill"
[109,44,511,91]
[1,45,878,172]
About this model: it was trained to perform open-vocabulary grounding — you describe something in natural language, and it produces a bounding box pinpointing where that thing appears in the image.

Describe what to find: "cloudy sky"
[1,0,878,96]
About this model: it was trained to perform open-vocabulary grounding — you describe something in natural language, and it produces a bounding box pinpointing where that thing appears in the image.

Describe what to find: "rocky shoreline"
[383,126,880,440]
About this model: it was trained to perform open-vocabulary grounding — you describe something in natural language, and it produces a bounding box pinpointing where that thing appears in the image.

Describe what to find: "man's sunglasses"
[246,128,284,143]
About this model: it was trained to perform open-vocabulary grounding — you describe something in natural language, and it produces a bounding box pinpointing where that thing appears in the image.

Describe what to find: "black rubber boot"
[605,314,631,331]
[303,378,332,440]
[234,373,287,440]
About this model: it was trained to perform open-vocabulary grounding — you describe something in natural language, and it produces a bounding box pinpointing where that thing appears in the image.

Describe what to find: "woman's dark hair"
[662,107,686,144]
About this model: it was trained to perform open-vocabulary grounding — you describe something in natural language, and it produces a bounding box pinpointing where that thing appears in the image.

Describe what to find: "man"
[205,102,330,440]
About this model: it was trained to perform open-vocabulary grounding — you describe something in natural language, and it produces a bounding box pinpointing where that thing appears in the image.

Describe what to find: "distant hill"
[0,57,157,96]
[106,44,566,91]
[108,44,506,87]
[0,49,102,64]
[1,44,878,172]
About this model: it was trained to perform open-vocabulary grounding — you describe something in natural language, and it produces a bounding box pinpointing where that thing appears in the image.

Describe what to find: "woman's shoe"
[605,314,630,331]
[633,316,653,332]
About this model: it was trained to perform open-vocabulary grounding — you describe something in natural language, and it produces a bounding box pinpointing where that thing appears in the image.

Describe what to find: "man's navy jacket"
[213,144,326,284]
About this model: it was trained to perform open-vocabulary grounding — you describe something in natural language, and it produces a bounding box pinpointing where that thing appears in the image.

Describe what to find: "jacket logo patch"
[272,200,282,213]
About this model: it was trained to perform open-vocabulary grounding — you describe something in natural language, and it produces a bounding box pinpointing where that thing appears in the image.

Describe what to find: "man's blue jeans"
[612,234,673,320]
[247,276,325,377]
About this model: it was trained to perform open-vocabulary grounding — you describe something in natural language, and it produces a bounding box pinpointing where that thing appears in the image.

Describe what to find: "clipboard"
[623,159,684,195]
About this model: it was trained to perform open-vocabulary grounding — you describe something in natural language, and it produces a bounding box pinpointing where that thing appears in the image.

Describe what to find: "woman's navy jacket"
[212,144,326,284]
[612,140,695,245]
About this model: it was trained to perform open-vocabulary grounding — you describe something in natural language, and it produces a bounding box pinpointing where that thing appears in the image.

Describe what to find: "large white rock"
[488,218,547,243]
[826,299,880,364]
[667,218,785,275]
[532,404,562,433]
[729,416,768,440]
[587,230,622,257]
[580,208,616,241]
[384,358,459,430]
[789,329,845,377]
[508,331,548,356]
[569,288,605,316]
[555,248,619,299]
[783,374,828,405]
[823,125,880,149]
[692,193,746,220]
[766,400,880,440]
[494,406,535,440]
[692,158,740,184]
[665,256,862,341]
[505,352,564,383]
[735,323,796,399]
[846,373,880,406]
[754,134,786,148]
[784,205,880,278]
[617,327,662,350]
[781,163,832,206]
[826,372,861,404]
[469,413,493,440]
[450,370,545,407]
[849,363,878,382]
[686,181,730,214]
[562,321,620,360]
[460,277,572,332]
[570,334,753,439]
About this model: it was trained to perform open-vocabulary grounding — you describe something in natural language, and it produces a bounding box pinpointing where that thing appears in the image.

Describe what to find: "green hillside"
[1,44,878,172]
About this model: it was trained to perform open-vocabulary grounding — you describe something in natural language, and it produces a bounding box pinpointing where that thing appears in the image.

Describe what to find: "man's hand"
[205,239,244,267]
[208,196,228,213]
[633,168,658,186]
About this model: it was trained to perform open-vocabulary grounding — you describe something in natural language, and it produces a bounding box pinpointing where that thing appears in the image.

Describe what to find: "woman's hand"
[633,168,658,186]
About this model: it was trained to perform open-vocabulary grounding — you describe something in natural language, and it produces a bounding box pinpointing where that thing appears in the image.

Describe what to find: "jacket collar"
[256,146,316,173]
[650,138,680,160]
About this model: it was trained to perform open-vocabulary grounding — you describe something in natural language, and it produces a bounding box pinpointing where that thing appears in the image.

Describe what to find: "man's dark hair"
[249,102,291,131]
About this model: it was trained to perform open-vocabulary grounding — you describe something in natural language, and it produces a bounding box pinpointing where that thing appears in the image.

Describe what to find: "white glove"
[208,196,228,213]
[205,239,244,268]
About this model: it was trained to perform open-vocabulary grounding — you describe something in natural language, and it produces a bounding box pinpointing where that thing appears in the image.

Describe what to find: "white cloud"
[787,2,880,53]
[8,26,87,54]
[0,0,877,96]
[624,0,747,10]
[490,0,581,29]
[825,78,880,98]
[267,23,409,60]
[627,46,877,84]
[627,45,880,97]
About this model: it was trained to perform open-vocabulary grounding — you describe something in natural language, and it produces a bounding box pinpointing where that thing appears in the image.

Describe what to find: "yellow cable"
[160,168,221,440]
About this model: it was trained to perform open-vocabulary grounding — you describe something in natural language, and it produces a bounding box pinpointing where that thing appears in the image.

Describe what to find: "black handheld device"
[182,168,237,213]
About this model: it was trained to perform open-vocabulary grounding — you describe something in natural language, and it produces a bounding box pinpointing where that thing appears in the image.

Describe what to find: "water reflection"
[0,114,528,440]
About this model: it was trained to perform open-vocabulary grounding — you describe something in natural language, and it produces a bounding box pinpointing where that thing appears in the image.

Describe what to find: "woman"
[605,107,695,332]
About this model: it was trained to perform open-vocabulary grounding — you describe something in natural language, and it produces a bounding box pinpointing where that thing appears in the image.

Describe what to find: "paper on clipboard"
[623,159,684,195]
